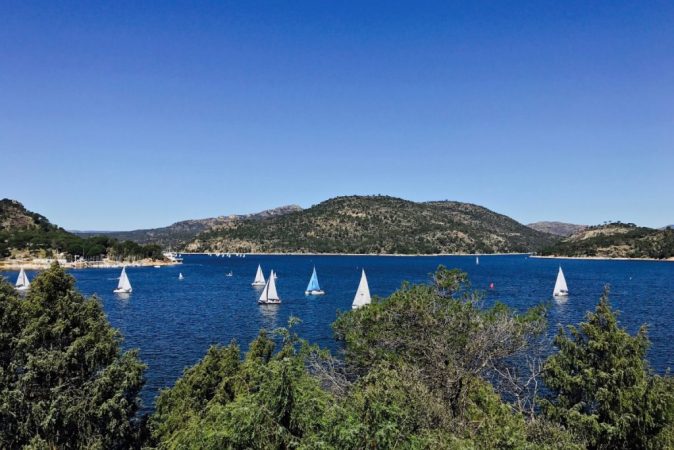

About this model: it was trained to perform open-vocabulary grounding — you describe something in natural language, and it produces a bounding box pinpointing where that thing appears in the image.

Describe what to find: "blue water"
[3,254,673,413]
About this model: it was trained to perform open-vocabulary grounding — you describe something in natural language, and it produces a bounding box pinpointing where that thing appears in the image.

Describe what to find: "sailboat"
[251,264,266,286]
[114,267,133,293]
[178,272,184,280]
[305,267,325,295]
[352,269,371,309]
[258,270,281,304]
[476,256,479,265]
[15,268,30,291]
[553,266,569,297]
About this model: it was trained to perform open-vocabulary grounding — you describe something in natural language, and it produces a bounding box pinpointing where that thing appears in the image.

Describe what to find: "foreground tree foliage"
[149,267,583,449]
[0,263,145,449]
[541,288,674,449]
[2,265,671,448]
[150,330,330,449]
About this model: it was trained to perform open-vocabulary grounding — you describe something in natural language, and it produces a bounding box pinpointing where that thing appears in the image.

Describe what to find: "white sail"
[252,264,266,286]
[259,270,280,303]
[115,267,132,293]
[476,256,479,265]
[352,269,371,309]
[553,267,568,296]
[178,272,184,280]
[15,268,30,290]
[267,270,279,300]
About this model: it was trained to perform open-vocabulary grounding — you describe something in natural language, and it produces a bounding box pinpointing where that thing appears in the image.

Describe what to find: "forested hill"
[0,199,162,260]
[185,195,558,254]
[541,222,674,259]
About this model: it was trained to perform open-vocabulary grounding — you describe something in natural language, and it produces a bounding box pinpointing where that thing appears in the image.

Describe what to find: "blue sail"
[306,267,321,291]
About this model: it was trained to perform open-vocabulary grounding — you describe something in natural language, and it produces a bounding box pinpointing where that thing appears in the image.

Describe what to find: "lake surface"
[3,254,673,413]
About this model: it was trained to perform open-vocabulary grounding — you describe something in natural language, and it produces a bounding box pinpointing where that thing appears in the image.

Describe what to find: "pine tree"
[541,288,674,449]
[0,263,146,449]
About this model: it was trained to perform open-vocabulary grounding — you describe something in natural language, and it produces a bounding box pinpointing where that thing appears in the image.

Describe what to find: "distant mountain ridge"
[185,195,558,254]
[541,222,674,259]
[73,205,303,247]
[527,221,586,237]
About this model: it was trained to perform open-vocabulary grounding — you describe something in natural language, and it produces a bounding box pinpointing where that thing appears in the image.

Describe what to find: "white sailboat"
[15,268,30,291]
[553,266,569,297]
[251,264,266,286]
[114,267,133,293]
[178,272,184,280]
[305,267,325,295]
[258,270,281,304]
[352,269,371,309]
[476,256,479,265]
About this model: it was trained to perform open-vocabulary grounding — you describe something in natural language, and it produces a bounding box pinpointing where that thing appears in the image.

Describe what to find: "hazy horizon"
[2,2,672,229]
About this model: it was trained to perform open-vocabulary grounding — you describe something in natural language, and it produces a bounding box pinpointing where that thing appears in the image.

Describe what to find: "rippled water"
[4,254,673,413]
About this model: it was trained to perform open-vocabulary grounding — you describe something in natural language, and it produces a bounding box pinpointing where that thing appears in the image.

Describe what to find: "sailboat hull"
[305,290,325,296]
[15,285,29,291]
[258,299,281,304]
[252,281,266,286]
[114,288,132,294]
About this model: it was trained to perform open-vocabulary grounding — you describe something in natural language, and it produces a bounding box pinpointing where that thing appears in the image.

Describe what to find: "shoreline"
[6,253,671,269]
[0,258,180,271]
[181,251,532,257]
[531,255,674,263]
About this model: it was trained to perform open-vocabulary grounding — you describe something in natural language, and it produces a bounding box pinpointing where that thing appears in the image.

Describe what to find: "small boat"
[352,269,371,309]
[553,266,569,297]
[251,264,266,286]
[225,271,233,277]
[163,251,183,263]
[258,270,281,304]
[15,268,30,291]
[114,267,133,293]
[154,265,161,268]
[305,267,325,295]
[178,273,184,280]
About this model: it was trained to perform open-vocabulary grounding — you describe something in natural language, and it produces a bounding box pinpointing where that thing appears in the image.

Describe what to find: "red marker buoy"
[489,282,494,289]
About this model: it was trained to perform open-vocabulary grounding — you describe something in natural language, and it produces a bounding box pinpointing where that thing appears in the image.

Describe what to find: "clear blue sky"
[1,1,672,230]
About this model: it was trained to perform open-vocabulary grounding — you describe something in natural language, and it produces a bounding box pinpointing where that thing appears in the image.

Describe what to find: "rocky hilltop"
[185,195,557,254]
[0,199,58,233]
[540,222,674,259]
[527,221,586,237]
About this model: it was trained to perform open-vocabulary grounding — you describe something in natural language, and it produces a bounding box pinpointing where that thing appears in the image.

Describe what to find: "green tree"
[0,263,146,449]
[150,328,331,449]
[333,267,546,420]
[149,268,587,449]
[541,288,674,449]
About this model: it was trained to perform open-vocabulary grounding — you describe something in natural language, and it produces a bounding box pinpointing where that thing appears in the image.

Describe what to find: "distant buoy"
[489,282,494,289]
